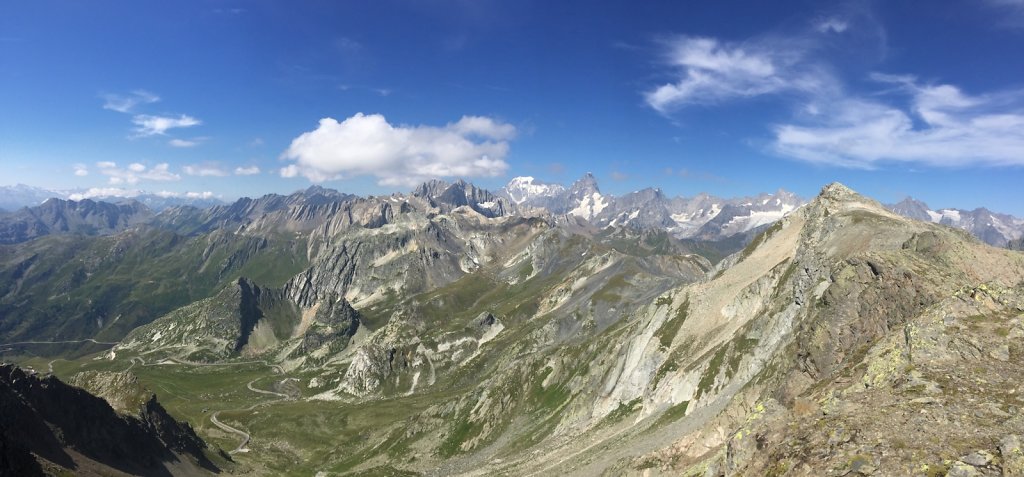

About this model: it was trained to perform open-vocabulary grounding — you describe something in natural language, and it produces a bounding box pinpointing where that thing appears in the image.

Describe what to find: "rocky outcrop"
[0,364,214,475]
[298,295,361,355]
[68,370,151,416]
[413,179,513,218]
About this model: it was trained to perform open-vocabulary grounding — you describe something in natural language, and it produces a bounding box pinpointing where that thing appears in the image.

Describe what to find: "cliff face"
[0,364,216,476]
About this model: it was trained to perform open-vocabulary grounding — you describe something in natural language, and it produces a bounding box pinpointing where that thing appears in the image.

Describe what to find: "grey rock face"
[412,179,512,218]
[1000,435,1024,477]
[298,295,360,355]
[0,364,214,475]
[889,197,932,221]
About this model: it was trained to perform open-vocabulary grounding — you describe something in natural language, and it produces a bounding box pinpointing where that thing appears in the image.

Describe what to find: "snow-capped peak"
[502,176,566,204]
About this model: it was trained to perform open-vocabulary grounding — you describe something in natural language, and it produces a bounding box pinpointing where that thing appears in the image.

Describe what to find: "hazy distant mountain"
[0,198,153,244]
[0,184,226,213]
[0,184,65,211]
[112,193,224,211]
[889,197,933,222]
[888,197,1024,247]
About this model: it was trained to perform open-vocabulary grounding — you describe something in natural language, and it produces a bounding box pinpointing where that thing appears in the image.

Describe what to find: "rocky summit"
[1,181,1023,476]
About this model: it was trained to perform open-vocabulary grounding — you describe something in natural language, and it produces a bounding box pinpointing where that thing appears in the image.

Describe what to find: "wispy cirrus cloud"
[984,0,1024,27]
[131,114,202,137]
[644,8,1024,170]
[773,75,1024,168]
[280,113,515,186]
[815,18,849,33]
[101,90,203,140]
[644,35,833,113]
[102,90,159,113]
[96,161,180,185]
[168,137,207,148]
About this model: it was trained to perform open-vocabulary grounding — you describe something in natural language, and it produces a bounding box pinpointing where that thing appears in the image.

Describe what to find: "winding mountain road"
[126,356,289,454]
[210,410,253,454]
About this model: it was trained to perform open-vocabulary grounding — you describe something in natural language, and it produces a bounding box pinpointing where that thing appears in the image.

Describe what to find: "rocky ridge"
[107,182,1024,477]
[4,180,1024,476]
[0,364,215,476]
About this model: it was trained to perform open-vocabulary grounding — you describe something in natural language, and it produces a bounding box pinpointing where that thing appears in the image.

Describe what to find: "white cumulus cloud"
[234,166,261,175]
[280,113,515,186]
[132,114,201,137]
[68,187,141,201]
[72,163,89,176]
[96,161,181,184]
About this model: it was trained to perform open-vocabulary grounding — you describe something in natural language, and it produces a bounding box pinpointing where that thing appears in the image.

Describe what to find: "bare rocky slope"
[98,182,1024,476]
[4,181,1024,476]
[0,364,216,476]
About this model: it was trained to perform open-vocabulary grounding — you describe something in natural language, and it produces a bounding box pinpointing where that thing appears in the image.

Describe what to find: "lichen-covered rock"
[1001,435,1024,477]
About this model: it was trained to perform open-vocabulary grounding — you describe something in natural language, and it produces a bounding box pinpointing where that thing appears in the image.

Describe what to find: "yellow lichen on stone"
[861,344,908,389]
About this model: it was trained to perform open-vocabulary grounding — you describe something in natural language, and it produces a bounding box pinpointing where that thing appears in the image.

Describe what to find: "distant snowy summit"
[497,173,805,240]
[888,197,1024,247]
[503,176,566,205]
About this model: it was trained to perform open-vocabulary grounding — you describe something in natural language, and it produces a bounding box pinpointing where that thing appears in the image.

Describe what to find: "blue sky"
[2,0,1023,213]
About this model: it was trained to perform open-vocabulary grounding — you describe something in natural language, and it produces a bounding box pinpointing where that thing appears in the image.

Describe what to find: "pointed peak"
[806,182,896,220]
[570,172,600,193]
[301,185,338,197]
[815,182,865,204]
[411,179,450,198]
[893,196,929,207]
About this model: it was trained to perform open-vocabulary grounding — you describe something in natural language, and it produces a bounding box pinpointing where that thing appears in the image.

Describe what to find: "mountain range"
[1,179,1023,475]
[5,175,1020,249]
[0,184,225,213]
[888,197,1024,248]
